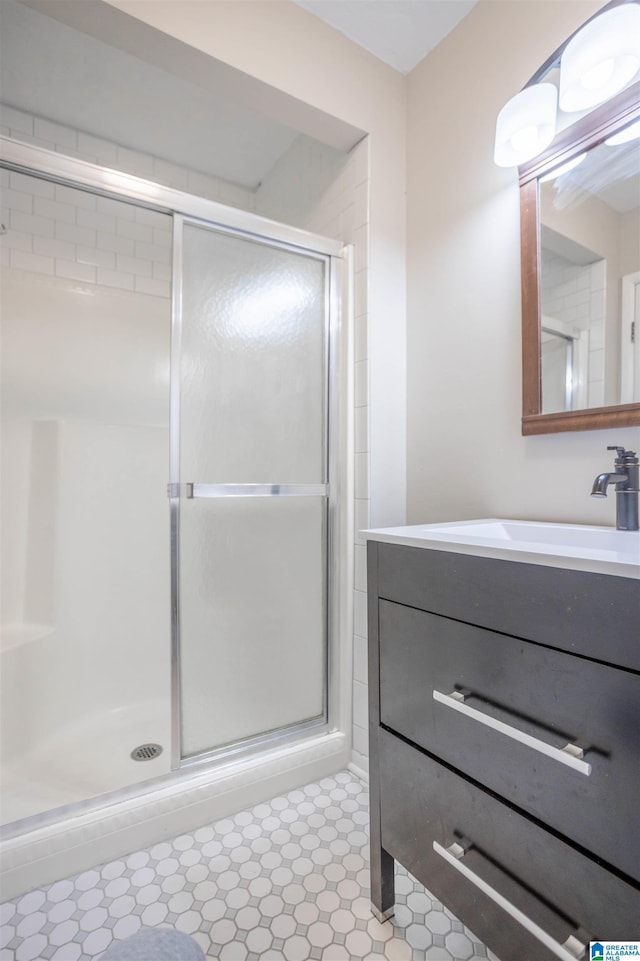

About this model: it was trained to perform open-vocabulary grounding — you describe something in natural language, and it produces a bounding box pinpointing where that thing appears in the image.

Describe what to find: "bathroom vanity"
[365,521,640,961]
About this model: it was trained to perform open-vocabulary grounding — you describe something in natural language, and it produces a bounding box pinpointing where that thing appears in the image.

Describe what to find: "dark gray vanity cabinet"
[367,541,640,961]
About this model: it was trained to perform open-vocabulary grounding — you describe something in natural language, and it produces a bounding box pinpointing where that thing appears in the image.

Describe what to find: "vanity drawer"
[373,542,640,670]
[379,599,640,881]
[378,729,640,961]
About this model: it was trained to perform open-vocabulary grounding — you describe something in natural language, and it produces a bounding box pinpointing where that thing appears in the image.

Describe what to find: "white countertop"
[362,518,640,578]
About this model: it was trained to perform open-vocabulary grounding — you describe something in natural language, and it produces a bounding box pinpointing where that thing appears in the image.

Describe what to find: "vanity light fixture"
[605,116,640,143]
[494,83,558,167]
[559,3,640,112]
[539,152,587,181]
[494,0,640,168]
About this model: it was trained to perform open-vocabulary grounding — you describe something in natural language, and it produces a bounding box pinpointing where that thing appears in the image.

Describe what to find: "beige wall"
[406,0,639,527]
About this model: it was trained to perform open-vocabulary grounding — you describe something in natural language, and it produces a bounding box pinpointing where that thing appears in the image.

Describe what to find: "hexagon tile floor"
[0,771,501,961]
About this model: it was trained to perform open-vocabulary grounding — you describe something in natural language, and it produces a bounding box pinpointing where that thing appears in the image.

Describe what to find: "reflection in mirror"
[538,132,640,414]
[541,314,588,412]
[622,268,640,400]
[512,0,640,434]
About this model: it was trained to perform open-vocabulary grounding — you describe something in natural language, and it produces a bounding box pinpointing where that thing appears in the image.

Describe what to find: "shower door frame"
[0,136,347,819]
[171,214,341,769]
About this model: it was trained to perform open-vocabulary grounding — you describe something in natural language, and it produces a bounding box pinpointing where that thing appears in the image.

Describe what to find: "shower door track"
[0,136,346,800]
[0,138,343,256]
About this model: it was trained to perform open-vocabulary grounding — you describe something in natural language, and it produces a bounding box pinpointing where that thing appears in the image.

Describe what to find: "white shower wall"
[0,266,172,819]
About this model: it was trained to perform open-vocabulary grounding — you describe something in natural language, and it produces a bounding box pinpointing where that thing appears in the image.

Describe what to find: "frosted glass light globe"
[559,4,640,112]
[494,84,558,167]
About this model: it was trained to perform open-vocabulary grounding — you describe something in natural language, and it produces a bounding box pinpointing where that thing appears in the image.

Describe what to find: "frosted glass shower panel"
[178,220,331,759]
[181,223,327,483]
[179,496,326,757]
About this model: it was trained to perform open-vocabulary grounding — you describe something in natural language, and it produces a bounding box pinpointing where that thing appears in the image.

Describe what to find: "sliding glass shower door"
[1,135,343,832]
[176,219,331,761]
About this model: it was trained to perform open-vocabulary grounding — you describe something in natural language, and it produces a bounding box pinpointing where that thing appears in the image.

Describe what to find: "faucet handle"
[607,446,638,464]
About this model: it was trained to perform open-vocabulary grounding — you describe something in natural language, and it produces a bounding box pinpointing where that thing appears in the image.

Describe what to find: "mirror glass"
[539,133,640,414]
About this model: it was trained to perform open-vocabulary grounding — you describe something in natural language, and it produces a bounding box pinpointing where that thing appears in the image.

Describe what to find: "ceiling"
[293,0,478,74]
[1,0,478,191]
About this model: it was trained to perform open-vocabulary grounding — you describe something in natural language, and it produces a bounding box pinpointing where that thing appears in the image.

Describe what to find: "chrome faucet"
[591,446,639,531]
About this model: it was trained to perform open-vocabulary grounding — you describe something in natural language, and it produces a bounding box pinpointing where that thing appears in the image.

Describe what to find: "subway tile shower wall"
[0,104,254,295]
[1,171,172,296]
[259,138,371,776]
[255,137,372,776]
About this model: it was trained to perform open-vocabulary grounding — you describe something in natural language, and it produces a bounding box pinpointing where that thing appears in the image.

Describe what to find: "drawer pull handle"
[432,690,591,776]
[433,841,587,961]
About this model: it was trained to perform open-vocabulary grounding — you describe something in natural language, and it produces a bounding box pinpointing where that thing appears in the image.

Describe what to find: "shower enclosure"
[0,139,345,834]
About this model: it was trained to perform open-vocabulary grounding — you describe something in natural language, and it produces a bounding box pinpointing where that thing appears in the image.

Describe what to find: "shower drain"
[130,743,163,762]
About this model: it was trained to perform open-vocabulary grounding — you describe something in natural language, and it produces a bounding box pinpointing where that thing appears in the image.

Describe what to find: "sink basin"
[420,519,638,551]
[362,519,640,577]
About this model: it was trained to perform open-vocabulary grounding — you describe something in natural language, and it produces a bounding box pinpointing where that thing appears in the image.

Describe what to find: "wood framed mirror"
[519,78,640,435]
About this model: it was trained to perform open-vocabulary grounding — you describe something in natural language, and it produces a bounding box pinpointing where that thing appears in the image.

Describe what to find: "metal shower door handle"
[185,483,329,498]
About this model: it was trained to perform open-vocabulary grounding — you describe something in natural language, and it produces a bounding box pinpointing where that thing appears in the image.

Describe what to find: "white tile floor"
[0,771,499,961]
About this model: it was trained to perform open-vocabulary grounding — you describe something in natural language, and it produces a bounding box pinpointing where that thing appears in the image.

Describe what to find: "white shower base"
[1,699,170,825]
[0,729,348,901]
